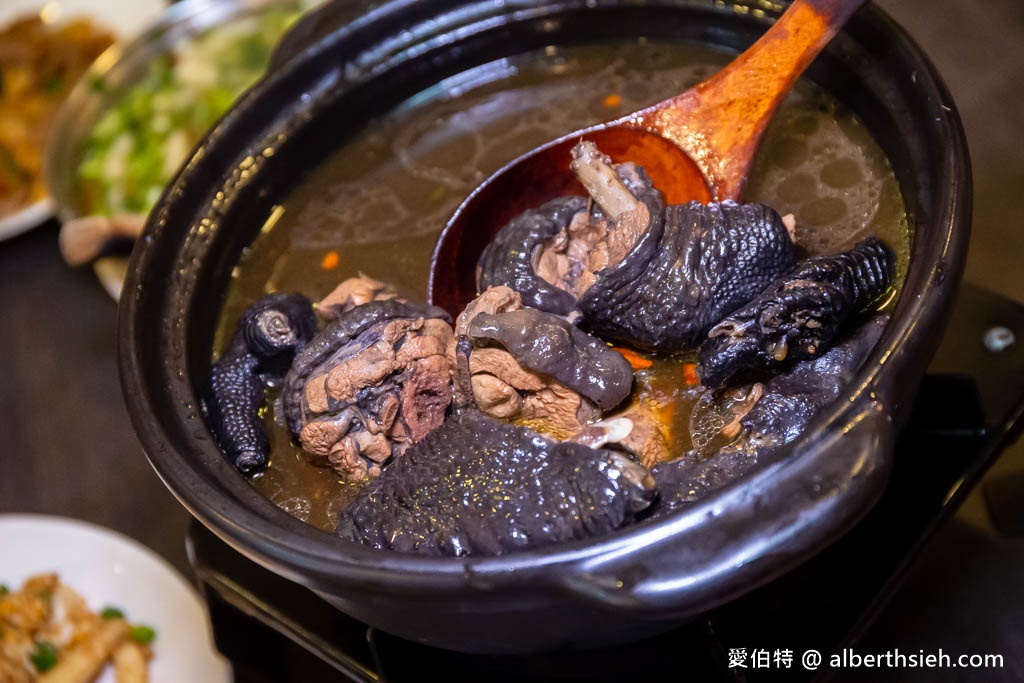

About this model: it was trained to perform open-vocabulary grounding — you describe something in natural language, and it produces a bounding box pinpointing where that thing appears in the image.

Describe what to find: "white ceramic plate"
[0,198,54,242]
[0,0,164,241]
[0,514,232,683]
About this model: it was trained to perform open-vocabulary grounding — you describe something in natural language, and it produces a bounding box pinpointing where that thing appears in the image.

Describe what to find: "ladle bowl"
[429,0,866,315]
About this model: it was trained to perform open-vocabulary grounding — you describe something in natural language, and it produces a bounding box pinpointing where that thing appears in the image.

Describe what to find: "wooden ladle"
[429,0,868,315]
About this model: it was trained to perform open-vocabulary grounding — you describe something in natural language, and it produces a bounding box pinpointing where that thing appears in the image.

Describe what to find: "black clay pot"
[119,0,970,655]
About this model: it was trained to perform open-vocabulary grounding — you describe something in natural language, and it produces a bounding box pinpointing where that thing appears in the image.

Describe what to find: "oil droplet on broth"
[821,157,862,189]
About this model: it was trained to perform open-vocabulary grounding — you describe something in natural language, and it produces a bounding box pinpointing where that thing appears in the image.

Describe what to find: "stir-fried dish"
[0,15,113,218]
[0,574,155,682]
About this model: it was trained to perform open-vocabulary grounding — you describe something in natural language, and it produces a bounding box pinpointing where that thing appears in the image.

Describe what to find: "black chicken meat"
[281,298,454,480]
[697,238,895,389]
[450,286,633,439]
[653,316,887,516]
[477,141,797,351]
[206,292,317,474]
[336,410,656,556]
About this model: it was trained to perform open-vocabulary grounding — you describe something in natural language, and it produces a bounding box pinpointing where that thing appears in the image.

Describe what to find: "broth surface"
[216,40,909,531]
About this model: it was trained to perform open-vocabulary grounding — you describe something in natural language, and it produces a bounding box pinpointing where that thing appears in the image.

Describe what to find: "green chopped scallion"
[130,624,157,645]
[75,3,303,216]
[29,641,59,672]
[101,606,125,620]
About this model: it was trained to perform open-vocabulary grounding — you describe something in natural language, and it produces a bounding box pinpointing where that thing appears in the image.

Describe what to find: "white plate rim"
[0,198,53,242]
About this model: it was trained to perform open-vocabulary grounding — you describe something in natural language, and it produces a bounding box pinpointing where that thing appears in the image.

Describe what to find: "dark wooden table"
[0,220,192,575]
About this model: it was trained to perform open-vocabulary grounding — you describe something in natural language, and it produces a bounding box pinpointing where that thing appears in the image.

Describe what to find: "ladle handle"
[637,0,870,200]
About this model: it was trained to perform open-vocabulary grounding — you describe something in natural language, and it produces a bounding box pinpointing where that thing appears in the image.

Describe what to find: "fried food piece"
[111,642,149,683]
[36,619,130,683]
[0,574,154,683]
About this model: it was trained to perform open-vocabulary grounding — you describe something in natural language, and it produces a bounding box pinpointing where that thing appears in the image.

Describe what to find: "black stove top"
[187,283,1024,683]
